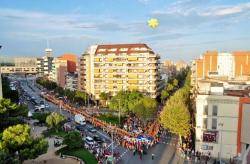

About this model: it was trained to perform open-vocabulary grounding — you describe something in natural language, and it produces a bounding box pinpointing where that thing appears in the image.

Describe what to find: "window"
[212,118,217,130]
[203,118,207,129]
[203,105,208,115]
[212,105,218,116]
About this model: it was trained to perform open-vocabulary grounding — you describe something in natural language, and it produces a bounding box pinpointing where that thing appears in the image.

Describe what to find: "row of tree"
[0,99,48,163]
[36,77,89,106]
[160,70,191,144]
[160,69,189,103]
[108,90,158,123]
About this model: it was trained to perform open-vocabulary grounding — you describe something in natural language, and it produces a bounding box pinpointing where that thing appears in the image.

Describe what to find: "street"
[13,75,187,164]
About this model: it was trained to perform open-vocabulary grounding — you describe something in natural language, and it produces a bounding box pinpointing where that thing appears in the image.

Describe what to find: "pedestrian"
[152,153,155,160]
[133,149,136,156]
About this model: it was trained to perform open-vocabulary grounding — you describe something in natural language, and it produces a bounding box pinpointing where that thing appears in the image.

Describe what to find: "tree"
[0,124,48,162]
[63,131,82,149]
[36,78,57,90]
[161,90,170,103]
[109,90,143,113]
[32,112,51,124]
[0,99,28,132]
[160,76,191,144]
[134,97,157,124]
[172,79,179,88]
[64,89,75,102]
[46,112,65,131]
[0,150,18,164]
[55,87,64,96]
[99,92,110,107]
[1,124,31,152]
[2,76,19,103]
[19,138,48,161]
[75,91,87,106]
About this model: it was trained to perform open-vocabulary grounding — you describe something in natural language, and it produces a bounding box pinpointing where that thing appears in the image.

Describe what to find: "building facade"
[50,58,67,88]
[1,57,38,74]
[0,66,37,74]
[49,53,78,88]
[195,84,250,160]
[79,44,161,100]
[65,73,78,91]
[58,53,77,73]
[191,51,250,86]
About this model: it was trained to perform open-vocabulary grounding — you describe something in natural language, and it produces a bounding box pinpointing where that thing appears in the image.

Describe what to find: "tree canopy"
[2,76,19,103]
[160,68,189,103]
[63,131,82,150]
[46,112,65,131]
[0,99,28,132]
[108,90,144,113]
[134,97,157,123]
[1,124,31,152]
[0,124,48,162]
[160,70,191,140]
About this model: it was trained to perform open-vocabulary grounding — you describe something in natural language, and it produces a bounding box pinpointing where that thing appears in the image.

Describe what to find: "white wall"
[195,95,240,159]
[217,53,234,78]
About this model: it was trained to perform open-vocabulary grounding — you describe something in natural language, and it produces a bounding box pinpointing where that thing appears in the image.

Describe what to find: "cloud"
[200,2,250,17]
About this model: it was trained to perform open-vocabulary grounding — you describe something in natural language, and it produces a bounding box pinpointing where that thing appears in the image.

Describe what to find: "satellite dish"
[148,18,159,29]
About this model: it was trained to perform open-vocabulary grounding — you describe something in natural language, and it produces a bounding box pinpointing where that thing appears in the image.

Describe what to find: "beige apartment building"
[79,43,161,100]
[1,57,38,74]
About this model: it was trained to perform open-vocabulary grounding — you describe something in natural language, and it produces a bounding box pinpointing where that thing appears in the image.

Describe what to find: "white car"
[85,136,95,146]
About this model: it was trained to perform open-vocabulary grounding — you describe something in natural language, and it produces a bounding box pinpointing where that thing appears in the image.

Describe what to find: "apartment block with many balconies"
[78,43,161,100]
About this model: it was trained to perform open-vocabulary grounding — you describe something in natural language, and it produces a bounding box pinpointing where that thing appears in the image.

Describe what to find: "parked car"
[76,125,85,131]
[93,135,104,144]
[84,136,95,145]
[87,127,97,133]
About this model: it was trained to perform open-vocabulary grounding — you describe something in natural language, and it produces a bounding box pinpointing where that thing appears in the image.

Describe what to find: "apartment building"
[195,83,250,160]
[175,60,188,71]
[36,48,54,76]
[65,73,78,91]
[58,53,77,73]
[49,53,78,88]
[0,66,37,74]
[1,57,37,74]
[50,58,67,88]
[14,57,37,67]
[191,51,250,86]
[79,43,161,99]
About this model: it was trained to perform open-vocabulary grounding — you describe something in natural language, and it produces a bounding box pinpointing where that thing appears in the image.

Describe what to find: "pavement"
[23,137,80,164]
[15,76,187,164]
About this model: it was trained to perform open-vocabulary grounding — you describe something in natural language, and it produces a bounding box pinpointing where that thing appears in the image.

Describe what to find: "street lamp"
[218,122,224,164]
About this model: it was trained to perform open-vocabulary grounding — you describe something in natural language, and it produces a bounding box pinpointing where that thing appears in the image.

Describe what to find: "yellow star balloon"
[148,18,159,29]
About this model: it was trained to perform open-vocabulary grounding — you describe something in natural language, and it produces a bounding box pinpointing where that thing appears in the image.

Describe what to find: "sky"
[0,0,250,61]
